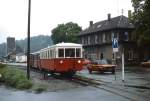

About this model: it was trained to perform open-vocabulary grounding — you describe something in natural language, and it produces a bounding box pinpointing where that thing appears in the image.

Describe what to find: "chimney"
[128,10,132,18]
[128,10,132,22]
[89,21,93,27]
[108,13,111,21]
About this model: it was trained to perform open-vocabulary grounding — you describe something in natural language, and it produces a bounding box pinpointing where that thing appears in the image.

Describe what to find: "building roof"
[79,15,134,35]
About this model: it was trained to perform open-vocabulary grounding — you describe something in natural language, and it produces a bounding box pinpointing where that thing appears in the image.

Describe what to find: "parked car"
[87,59,116,74]
[141,60,150,67]
[83,59,91,65]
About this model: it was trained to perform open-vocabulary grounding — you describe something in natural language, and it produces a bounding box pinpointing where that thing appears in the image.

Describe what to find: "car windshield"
[95,60,108,64]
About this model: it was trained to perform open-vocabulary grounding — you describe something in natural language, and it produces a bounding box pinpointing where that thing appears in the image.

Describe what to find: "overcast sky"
[0,0,133,43]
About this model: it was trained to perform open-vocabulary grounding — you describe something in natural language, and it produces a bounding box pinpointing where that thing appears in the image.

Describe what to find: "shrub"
[16,79,32,89]
[33,84,47,93]
[0,64,6,82]
[0,64,6,68]
[0,66,32,89]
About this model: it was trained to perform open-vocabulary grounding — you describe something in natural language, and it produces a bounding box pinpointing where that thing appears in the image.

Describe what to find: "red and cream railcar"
[30,43,84,75]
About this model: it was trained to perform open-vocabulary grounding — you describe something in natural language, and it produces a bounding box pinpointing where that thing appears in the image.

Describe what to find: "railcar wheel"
[99,71,104,74]
[61,71,76,77]
[49,71,54,75]
[68,72,76,77]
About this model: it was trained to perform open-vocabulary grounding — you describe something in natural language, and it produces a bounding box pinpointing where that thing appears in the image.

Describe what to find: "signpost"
[112,38,118,52]
[112,38,118,80]
[112,38,125,82]
[122,48,125,82]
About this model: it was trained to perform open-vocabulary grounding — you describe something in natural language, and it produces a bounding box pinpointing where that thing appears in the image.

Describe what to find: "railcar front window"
[76,48,81,57]
[58,49,64,58]
[65,48,75,58]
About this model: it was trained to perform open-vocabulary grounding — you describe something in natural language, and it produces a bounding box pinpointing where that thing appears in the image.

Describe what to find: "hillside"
[0,35,53,58]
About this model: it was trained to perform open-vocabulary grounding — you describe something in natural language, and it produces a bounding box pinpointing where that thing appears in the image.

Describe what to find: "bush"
[0,64,6,82]
[16,79,32,89]
[0,64,6,68]
[33,84,47,93]
[0,66,32,89]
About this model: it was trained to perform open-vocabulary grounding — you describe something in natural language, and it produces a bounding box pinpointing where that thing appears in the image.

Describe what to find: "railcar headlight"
[78,60,81,63]
[60,60,63,64]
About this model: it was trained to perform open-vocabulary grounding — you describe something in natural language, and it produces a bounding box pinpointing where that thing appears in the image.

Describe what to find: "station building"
[78,14,139,65]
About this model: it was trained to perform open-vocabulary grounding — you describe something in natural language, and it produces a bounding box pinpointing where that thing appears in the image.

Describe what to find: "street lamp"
[27,0,31,79]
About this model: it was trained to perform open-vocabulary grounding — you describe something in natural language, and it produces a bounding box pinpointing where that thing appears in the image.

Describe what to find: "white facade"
[16,53,27,63]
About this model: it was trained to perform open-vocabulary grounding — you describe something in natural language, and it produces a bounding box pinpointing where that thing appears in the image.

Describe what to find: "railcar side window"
[58,49,64,58]
[76,48,81,57]
[65,48,75,58]
[45,51,47,59]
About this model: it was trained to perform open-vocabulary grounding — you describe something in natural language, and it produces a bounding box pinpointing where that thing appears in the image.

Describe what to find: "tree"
[131,0,150,47]
[51,22,82,44]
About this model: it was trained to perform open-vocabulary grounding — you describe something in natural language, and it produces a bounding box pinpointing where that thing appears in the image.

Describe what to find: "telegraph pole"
[27,0,31,79]
[122,48,125,82]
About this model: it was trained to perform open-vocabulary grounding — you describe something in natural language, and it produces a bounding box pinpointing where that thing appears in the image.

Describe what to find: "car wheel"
[89,70,92,74]
[111,69,115,74]
[99,71,104,74]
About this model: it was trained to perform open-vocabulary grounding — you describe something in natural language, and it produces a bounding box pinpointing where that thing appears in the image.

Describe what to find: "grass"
[0,64,32,89]
[33,84,48,93]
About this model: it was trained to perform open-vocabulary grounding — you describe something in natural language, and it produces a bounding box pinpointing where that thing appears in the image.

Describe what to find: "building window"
[82,37,84,44]
[99,34,102,44]
[95,35,98,44]
[85,36,88,45]
[102,33,106,43]
[112,32,118,40]
[88,36,90,45]
[105,33,111,42]
[91,35,95,45]
[124,32,129,41]
[128,50,133,60]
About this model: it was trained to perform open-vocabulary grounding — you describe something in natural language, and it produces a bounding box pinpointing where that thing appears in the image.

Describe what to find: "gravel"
[25,70,84,92]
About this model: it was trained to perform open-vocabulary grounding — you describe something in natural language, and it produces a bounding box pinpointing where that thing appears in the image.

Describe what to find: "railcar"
[30,42,84,76]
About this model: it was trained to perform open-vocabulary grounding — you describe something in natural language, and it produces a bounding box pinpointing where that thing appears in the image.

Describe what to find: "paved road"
[3,63,150,101]
[78,66,150,101]
[0,85,129,101]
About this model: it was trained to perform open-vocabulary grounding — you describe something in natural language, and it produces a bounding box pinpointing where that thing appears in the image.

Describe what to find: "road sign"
[112,38,118,52]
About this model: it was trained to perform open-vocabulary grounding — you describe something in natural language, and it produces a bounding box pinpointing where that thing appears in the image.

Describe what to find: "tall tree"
[51,22,82,44]
[132,0,150,47]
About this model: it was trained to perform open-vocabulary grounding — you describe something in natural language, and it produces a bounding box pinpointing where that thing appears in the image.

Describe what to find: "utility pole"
[27,0,31,80]
[122,48,125,82]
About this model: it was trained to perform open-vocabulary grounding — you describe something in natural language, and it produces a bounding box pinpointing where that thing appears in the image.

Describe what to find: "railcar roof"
[39,42,82,52]
[31,51,40,55]
[55,42,82,47]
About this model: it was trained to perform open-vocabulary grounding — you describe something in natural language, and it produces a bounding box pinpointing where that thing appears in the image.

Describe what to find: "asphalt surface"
[1,63,150,101]
[77,66,150,101]
[0,85,130,101]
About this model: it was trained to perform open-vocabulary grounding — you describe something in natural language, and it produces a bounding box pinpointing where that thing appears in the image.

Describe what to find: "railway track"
[7,64,150,101]
[55,75,149,101]
[76,75,150,101]
[71,76,135,101]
